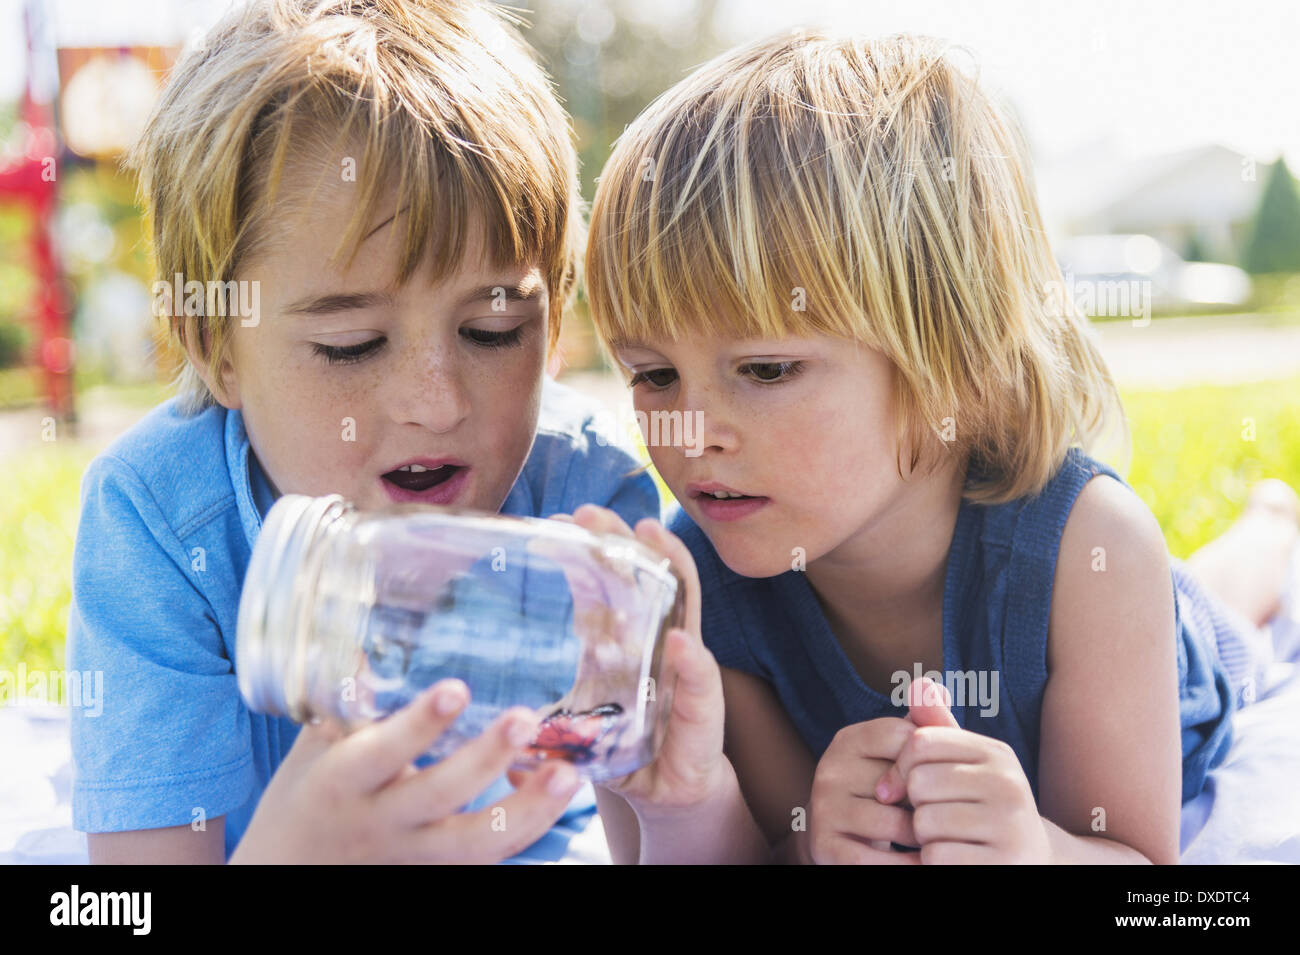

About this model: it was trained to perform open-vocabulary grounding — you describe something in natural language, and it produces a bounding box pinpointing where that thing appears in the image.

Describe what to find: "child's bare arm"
[593,786,641,863]
[873,476,1183,864]
[718,666,819,863]
[595,689,806,864]
[88,820,227,864]
[602,666,808,865]
[1037,476,1183,864]
[568,506,767,863]
[595,758,765,864]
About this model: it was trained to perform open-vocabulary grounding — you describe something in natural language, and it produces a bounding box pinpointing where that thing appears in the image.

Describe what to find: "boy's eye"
[628,368,678,389]
[462,325,526,349]
[742,360,803,383]
[312,337,385,365]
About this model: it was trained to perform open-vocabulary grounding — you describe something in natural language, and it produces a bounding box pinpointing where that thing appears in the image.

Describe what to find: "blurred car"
[1054,234,1252,313]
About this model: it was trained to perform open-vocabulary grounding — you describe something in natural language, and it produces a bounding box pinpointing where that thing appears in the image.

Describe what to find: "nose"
[385,341,470,434]
[674,378,739,458]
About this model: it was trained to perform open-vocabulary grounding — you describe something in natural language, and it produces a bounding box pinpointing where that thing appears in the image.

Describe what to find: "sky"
[2,0,1298,168]
[708,0,1300,169]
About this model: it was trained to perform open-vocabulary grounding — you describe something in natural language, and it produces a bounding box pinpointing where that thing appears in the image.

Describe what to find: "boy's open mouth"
[687,481,771,523]
[688,482,761,501]
[381,463,463,492]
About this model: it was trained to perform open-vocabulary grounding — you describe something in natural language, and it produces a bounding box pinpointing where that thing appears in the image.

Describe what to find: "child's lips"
[380,464,469,505]
[686,481,756,499]
[691,488,769,527]
[381,464,460,492]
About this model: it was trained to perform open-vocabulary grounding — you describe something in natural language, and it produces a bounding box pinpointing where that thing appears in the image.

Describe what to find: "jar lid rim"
[237,493,349,718]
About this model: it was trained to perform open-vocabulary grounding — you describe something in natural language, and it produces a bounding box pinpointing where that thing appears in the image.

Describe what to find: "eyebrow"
[283,276,547,317]
[282,290,396,316]
[281,209,406,313]
[456,276,546,308]
[605,337,645,352]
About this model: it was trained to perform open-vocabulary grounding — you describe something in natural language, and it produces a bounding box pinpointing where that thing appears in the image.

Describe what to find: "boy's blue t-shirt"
[669,448,1237,807]
[67,375,660,863]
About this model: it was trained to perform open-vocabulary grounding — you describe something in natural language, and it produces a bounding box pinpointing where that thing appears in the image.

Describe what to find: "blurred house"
[1037,142,1267,266]
[1054,233,1252,315]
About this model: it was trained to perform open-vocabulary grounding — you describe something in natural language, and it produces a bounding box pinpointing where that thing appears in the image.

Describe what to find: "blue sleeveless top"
[668,448,1236,805]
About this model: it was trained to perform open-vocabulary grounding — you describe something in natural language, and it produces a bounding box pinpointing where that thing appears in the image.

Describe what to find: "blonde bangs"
[129,0,582,414]
[587,66,874,350]
[249,73,574,339]
[587,31,1127,503]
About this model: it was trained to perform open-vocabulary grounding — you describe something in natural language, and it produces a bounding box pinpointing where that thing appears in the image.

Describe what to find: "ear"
[212,352,243,410]
[180,324,242,410]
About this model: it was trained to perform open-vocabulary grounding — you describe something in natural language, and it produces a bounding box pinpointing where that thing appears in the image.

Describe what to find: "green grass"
[2,376,1297,674]
[1117,376,1300,559]
[0,366,39,406]
[2,442,96,674]
[78,379,174,410]
[0,365,174,410]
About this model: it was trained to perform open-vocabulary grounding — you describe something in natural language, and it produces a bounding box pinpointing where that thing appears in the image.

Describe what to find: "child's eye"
[628,368,678,389]
[312,337,386,365]
[462,326,525,349]
[742,360,803,383]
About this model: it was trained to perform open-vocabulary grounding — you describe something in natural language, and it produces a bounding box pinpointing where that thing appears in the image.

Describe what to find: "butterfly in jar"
[529,702,625,765]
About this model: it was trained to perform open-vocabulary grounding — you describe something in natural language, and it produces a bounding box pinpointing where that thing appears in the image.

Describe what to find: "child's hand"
[229,679,582,863]
[874,679,1051,864]
[807,716,920,864]
[557,504,729,815]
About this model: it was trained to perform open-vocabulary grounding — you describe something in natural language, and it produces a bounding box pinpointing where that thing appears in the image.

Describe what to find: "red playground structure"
[0,1,75,426]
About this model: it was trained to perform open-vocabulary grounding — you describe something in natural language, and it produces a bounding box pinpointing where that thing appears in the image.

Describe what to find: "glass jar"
[236,494,684,781]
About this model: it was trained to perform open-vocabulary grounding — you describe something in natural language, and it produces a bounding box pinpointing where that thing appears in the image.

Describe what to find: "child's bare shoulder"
[1060,473,1168,575]
[1049,471,1174,663]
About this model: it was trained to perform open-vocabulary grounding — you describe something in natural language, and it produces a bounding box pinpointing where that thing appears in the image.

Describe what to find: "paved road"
[1094,313,1300,389]
[0,387,156,461]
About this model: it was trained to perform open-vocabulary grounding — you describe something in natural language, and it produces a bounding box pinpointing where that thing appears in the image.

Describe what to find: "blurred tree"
[516,0,725,201]
[1183,230,1209,262]
[513,1,725,371]
[1243,158,1300,274]
[0,318,31,367]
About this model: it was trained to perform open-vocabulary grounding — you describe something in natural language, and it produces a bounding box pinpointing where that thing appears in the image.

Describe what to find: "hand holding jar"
[237,495,687,782]
[541,504,731,815]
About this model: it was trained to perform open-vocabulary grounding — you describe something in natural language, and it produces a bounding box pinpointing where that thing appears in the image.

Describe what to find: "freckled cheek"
[634,393,692,495]
[746,406,822,493]
[807,408,900,514]
[483,388,535,451]
[263,367,380,496]
[467,352,543,490]
[646,446,683,500]
[759,405,868,512]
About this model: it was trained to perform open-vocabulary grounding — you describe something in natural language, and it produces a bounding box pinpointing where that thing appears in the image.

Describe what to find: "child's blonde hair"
[586,30,1126,503]
[128,0,583,416]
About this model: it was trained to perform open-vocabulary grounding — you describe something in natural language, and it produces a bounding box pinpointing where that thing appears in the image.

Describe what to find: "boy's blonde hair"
[128,0,583,416]
[586,31,1126,503]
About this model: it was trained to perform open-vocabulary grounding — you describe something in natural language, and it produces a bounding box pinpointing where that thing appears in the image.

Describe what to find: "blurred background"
[1,0,1299,679]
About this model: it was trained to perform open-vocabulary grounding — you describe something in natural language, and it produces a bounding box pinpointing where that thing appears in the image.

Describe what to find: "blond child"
[568,31,1300,864]
[68,0,661,864]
